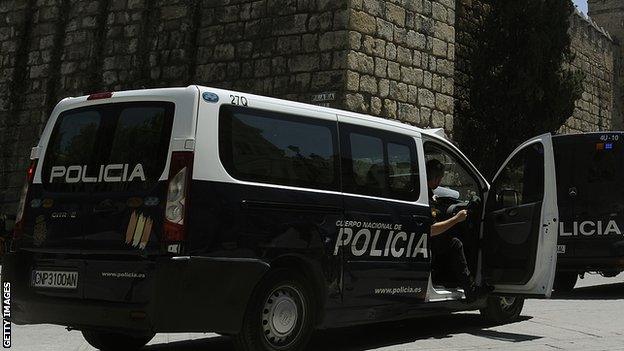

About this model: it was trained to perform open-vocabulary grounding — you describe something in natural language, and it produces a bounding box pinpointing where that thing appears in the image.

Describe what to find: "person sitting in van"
[426,159,485,302]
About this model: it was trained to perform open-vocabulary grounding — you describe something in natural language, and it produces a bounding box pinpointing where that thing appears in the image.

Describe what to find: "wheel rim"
[261,284,305,349]
[499,297,516,310]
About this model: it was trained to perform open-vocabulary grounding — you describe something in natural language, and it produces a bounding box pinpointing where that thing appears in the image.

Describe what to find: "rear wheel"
[479,296,525,324]
[553,272,578,292]
[233,269,317,351]
[81,330,154,351]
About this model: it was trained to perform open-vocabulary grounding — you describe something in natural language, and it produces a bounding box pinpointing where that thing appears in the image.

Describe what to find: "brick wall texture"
[0,0,622,213]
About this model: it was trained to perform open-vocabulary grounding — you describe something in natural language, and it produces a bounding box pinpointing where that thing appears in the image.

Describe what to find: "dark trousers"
[431,234,473,288]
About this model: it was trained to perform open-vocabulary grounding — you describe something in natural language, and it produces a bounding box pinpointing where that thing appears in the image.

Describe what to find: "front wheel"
[81,330,154,351]
[479,296,525,325]
[233,269,317,351]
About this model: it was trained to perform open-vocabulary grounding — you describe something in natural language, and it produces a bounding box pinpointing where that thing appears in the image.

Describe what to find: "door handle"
[506,209,518,217]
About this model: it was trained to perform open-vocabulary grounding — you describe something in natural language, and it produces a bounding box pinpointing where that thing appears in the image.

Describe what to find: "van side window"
[350,133,385,194]
[219,105,339,191]
[342,124,420,201]
[424,142,480,202]
[491,142,544,208]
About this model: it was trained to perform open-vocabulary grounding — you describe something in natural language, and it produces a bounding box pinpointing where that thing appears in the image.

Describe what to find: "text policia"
[333,220,428,258]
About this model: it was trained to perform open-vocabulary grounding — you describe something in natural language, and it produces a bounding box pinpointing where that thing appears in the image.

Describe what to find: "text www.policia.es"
[374,286,422,295]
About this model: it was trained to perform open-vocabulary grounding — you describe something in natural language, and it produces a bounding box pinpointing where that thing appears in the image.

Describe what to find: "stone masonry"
[0,0,622,214]
[0,0,457,213]
[561,10,620,133]
[344,0,456,131]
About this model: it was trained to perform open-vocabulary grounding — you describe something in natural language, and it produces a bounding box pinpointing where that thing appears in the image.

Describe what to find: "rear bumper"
[2,253,269,334]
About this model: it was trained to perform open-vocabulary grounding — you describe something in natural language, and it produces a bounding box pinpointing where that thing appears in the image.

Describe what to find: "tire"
[81,330,154,351]
[479,296,525,325]
[233,269,317,351]
[553,272,578,292]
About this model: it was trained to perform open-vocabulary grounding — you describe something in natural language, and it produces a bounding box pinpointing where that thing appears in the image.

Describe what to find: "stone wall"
[0,0,622,214]
[560,10,619,133]
[588,0,624,130]
[344,0,456,132]
[0,0,460,213]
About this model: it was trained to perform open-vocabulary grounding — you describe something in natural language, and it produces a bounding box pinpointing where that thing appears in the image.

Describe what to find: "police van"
[552,132,624,291]
[3,86,560,351]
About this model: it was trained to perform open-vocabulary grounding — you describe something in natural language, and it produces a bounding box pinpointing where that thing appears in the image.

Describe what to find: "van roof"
[57,85,448,140]
[193,85,449,139]
[52,85,488,185]
[553,131,624,139]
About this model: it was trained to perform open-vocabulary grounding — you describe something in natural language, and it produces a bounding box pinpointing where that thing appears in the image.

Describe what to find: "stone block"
[288,54,320,72]
[383,99,397,118]
[360,74,378,94]
[385,2,406,26]
[435,93,453,113]
[346,70,360,91]
[371,96,382,115]
[374,57,388,77]
[376,18,394,41]
[418,88,435,108]
[379,78,390,97]
[345,92,368,112]
[347,51,375,74]
[350,10,376,35]
[398,102,420,124]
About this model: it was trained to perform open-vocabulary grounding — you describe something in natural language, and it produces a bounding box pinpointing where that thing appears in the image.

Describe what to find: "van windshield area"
[554,136,624,217]
[42,102,174,193]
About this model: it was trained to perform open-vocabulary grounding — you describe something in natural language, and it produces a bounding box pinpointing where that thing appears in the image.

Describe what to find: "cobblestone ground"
[7,274,624,351]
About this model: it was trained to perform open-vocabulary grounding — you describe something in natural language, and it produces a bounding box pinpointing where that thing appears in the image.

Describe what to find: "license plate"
[31,270,78,289]
[557,245,566,254]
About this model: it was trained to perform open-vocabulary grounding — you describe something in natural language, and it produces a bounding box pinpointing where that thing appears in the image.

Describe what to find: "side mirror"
[498,189,520,208]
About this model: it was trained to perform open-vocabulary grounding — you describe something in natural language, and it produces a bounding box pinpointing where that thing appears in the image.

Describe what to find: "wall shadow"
[551,282,624,300]
[144,313,539,351]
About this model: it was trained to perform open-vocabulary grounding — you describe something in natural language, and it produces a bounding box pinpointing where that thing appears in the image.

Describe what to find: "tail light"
[162,151,193,254]
[14,159,38,239]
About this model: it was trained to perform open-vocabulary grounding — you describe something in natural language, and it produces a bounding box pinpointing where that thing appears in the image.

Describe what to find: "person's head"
[426,159,445,189]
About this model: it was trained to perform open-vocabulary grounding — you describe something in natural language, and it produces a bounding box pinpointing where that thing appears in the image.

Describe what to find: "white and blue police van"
[551,132,624,291]
[3,86,560,351]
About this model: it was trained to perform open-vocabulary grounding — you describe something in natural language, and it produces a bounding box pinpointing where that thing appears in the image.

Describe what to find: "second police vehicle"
[551,132,624,291]
[3,86,560,351]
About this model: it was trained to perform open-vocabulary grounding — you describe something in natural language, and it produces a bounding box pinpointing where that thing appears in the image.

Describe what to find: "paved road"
[7,274,624,351]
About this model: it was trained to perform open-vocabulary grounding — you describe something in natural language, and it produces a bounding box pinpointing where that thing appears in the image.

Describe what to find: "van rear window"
[43,102,174,192]
[554,135,624,216]
[219,105,340,191]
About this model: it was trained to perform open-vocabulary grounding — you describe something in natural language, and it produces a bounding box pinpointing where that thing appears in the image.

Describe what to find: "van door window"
[219,105,339,191]
[424,143,480,202]
[341,124,419,201]
[491,143,544,208]
[43,102,174,193]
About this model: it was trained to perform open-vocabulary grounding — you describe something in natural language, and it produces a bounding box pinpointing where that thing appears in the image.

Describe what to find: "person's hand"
[454,209,468,223]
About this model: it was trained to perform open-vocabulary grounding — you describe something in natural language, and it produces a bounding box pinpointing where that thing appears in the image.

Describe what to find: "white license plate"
[557,245,566,254]
[31,270,78,289]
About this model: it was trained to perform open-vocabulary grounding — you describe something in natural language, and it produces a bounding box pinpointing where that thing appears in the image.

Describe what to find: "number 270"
[230,95,248,106]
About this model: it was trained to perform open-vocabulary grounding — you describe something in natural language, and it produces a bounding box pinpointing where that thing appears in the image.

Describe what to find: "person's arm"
[431,210,468,237]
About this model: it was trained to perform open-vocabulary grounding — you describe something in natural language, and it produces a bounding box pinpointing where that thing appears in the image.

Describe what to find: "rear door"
[481,133,559,296]
[25,88,197,255]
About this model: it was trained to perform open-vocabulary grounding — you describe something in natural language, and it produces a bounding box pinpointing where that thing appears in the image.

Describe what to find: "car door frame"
[478,133,559,297]
[335,114,432,311]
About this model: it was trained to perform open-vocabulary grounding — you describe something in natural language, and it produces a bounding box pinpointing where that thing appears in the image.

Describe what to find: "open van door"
[482,133,559,297]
